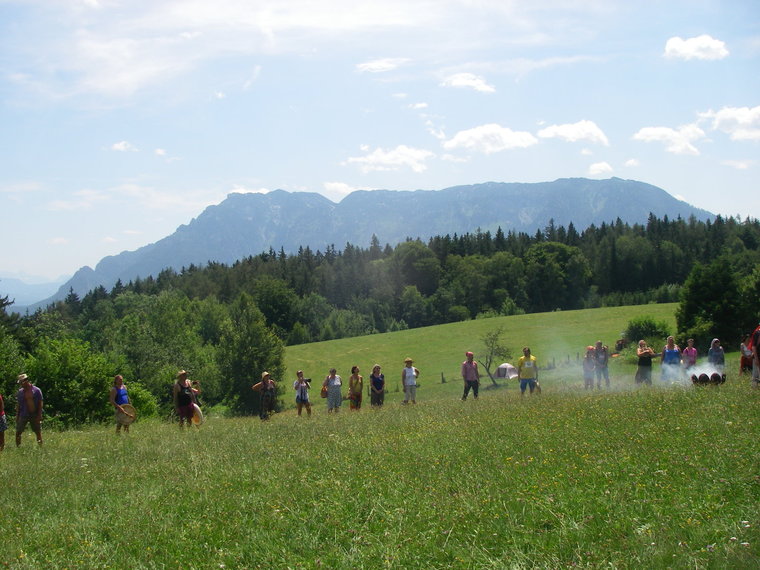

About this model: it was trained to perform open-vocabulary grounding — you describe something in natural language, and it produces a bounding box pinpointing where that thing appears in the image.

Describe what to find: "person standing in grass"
[517,347,538,395]
[15,373,43,447]
[682,338,698,371]
[583,346,596,390]
[293,370,312,417]
[258,371,276,420]
[109,374,133,434]
[707,338,725,374]
[173,370,199,429]
[0,390,7,451]
[369,364,385,407]
[660,336,682,383]
[323,368,343,413]
[461,351,480,400]
[635,340,656,385]
[401,358,419,404]
[348,366,363,410]
[593,340,610,388]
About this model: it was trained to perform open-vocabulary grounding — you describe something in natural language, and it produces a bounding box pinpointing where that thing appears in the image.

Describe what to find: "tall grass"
[3,304,757,568]
[3,376,758,567]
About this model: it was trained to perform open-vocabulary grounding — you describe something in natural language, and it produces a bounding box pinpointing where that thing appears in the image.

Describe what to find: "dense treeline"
[2,213,760,425]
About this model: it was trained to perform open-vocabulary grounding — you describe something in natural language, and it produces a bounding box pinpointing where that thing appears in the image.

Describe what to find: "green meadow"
[2,304,759,569]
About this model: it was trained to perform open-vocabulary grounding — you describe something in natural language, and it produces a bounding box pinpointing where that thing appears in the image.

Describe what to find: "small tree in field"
[479,327,512,385]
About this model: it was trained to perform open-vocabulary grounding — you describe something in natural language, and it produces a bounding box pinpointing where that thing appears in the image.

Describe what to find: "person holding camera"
[293,370,312,417]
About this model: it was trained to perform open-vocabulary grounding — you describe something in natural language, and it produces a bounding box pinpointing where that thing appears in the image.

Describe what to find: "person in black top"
[635,340,657,385]
[173,370,199,429]
[369,364,385,407]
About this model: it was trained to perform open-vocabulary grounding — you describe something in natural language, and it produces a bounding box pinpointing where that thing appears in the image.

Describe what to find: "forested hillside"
[2,213,759,425]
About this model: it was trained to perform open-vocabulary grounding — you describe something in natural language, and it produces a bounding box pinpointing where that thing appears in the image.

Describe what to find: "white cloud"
[625,158,640,167]
[155,148,166,156]
[441,153,470,163]
[322,182,368,202]
[214,91,226,99]
[111,140,138,152]
[664,34,729,61]
[103,236,118,243]
[580,148,593,156]
[632,124,705,155]
[443,123,538,154]
[537,120,609,145]
[0,181,42,194]
[426,120,446,141]
[588,161,613,176]
[440,72,495,93]
[344,145,434,173]
[49,237,69,246]
[356,58,410,73]
[700,105,760,141]
[229,184,270,195]
[721,159,754,170]
[46,189,107,211]
[243,65,262,90]
[408,102,428,110]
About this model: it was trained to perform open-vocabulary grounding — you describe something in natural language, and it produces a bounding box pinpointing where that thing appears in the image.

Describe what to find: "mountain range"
[12,178,713,311]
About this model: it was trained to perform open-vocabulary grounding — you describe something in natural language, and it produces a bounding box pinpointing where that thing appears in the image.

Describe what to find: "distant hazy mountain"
[0,275,70,307]
[22,178,713,311]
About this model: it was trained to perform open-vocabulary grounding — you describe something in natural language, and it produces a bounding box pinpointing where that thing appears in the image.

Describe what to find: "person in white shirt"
[401,357,420,404]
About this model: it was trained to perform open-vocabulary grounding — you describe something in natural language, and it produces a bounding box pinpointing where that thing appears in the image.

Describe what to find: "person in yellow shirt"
[517,347,538,395]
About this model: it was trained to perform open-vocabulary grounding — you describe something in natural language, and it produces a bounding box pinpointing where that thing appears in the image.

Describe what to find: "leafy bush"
[625,315,671,344]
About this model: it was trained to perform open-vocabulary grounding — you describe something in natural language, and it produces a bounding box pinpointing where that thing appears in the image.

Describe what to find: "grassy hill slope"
[284,303,678,398]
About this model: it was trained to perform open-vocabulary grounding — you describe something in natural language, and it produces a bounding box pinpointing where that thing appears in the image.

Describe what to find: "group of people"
[6,333,754,445]
[634,336,726,385]
[262,357,420,419]
[581,341,611,390]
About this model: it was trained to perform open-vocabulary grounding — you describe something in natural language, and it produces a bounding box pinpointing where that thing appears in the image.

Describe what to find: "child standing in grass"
[583,346,595,390]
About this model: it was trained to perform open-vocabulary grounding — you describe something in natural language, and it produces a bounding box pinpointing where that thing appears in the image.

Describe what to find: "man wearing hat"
[15,373,43,447]
[401,358,419,404]
[461,351,480,401]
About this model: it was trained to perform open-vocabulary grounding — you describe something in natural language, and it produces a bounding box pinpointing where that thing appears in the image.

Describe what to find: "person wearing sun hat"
[461,351,480,401]
[401,357,419,404]
[15,373,43,447]
[258,371,276,420]
[173,370,199,429]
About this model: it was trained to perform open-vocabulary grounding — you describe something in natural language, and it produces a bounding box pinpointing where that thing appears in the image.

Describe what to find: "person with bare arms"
[15,374,43,447]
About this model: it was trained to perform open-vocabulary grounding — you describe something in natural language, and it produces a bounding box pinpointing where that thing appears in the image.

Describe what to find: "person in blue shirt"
[110,374,133,434]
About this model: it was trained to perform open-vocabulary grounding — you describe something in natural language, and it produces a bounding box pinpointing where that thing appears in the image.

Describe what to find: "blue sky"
[1,0,758,281]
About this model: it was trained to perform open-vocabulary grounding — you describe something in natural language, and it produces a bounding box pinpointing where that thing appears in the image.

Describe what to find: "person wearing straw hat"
[461,351,480,401]
[110,374,134,434]
[258,371,276,420]
[173,370,199,429]
[15,373,43,447]
[401,358,419,404]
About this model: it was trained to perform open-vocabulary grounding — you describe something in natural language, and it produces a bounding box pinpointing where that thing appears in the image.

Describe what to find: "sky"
[1,0,758,282]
